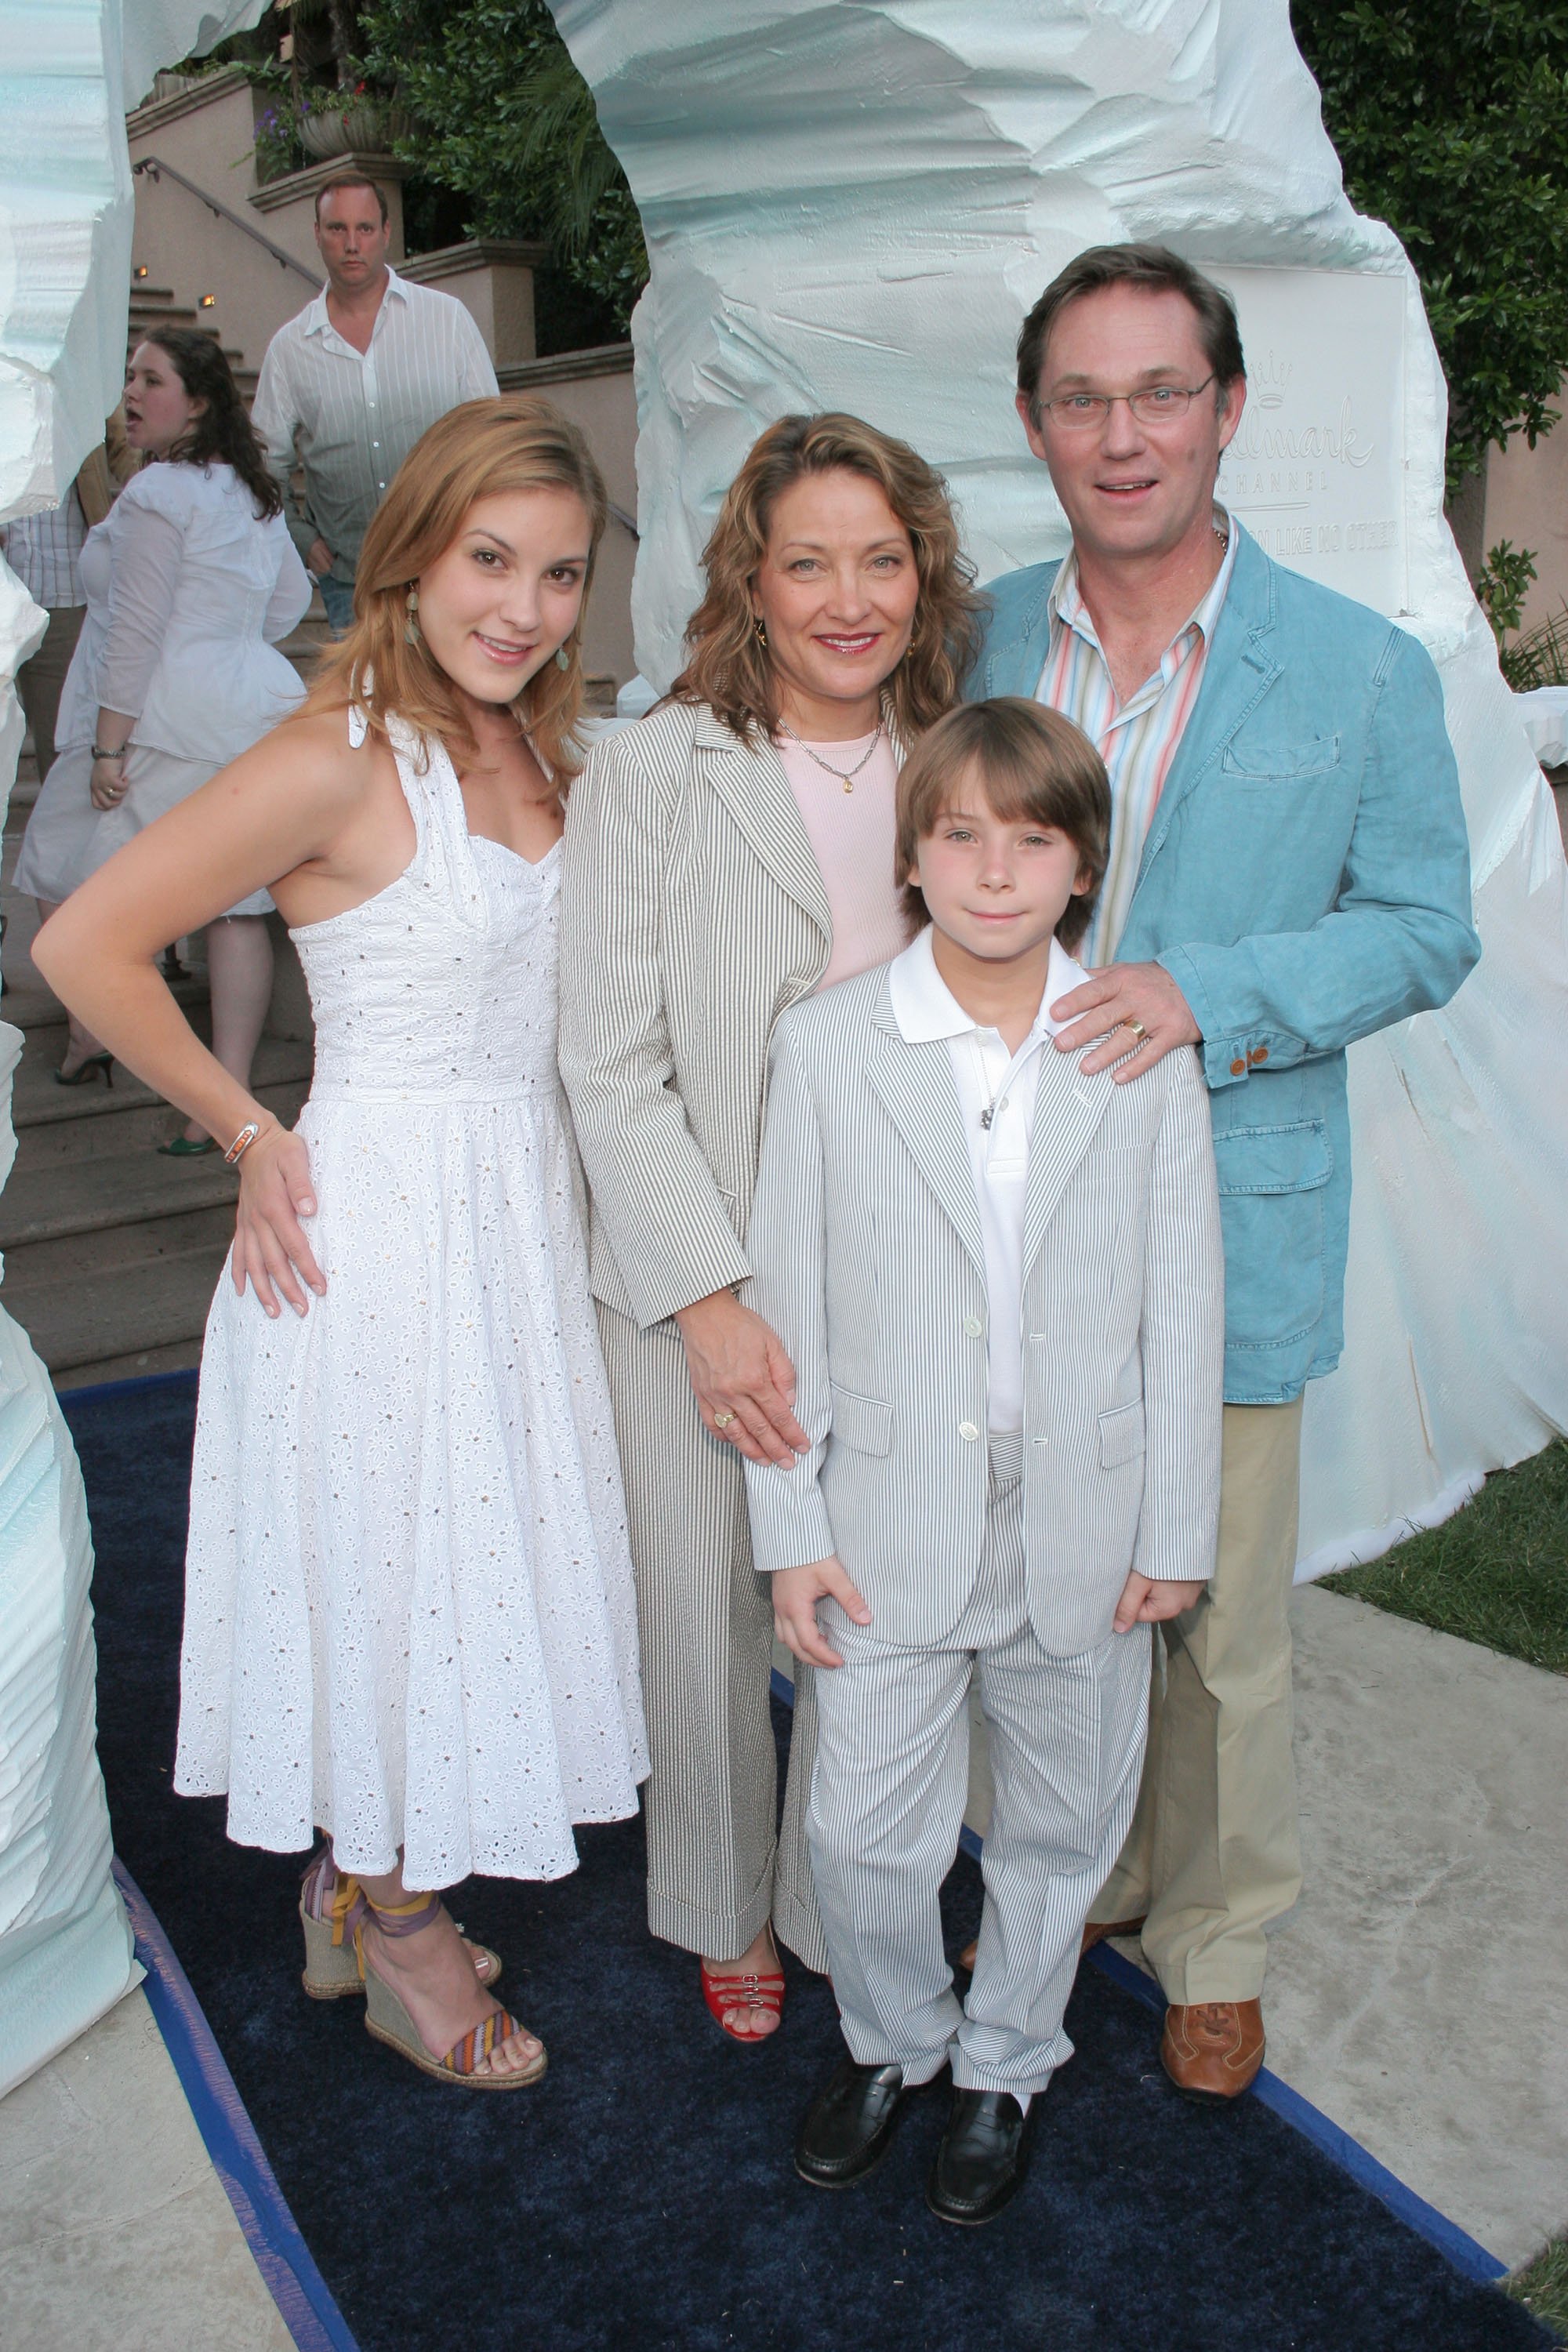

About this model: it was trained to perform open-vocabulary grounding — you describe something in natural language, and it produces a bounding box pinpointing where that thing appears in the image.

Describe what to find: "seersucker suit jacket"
[743,963,1226,1657]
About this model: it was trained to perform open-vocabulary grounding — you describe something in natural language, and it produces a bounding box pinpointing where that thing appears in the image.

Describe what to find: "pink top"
[775,728,909,991]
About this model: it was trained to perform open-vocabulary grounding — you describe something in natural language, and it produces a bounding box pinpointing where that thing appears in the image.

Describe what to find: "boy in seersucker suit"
[744,698,1224,2224]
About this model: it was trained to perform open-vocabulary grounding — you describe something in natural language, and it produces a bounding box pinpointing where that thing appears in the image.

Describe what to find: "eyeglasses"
[1040,376,1217,430]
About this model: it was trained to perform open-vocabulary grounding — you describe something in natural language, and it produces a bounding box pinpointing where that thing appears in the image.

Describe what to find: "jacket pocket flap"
[1221,735,1341,779]
[831,1384,892,1457]
[1098,1400,1145,1468]
[1213,1120,1333,1198]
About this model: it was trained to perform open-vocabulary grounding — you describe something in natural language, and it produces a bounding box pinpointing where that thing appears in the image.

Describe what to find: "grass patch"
[1323,1439,1568,1675]
[1507,2235,1568,2344]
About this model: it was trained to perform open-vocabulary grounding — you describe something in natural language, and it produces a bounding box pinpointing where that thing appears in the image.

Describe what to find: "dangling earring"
[555,643,572,672]
[404,585,420,645]
[753,614,768,648]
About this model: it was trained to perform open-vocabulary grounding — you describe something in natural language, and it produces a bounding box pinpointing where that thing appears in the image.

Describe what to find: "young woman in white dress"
[37,397,649,2089]
[16,331,310,1127]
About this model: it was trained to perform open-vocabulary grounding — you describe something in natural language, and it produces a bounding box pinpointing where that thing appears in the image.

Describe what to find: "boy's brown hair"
[895,698,1110,950]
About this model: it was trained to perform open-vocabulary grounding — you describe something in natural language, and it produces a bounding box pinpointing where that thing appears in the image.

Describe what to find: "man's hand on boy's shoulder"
[772,1555,873,1669]
[1113,1571,1207,1633]
[1051,960,1200,1083]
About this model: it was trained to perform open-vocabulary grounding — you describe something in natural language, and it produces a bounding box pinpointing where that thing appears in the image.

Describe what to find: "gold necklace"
[777,717,887,794]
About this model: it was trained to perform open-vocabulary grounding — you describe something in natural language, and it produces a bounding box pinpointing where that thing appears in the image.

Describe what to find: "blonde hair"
[895,699,1110,951]
[670,412,983,745]
[302,395,608,779]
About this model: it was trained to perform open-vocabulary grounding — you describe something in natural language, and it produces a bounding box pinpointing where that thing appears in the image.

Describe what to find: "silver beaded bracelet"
[223,1120,263,1167]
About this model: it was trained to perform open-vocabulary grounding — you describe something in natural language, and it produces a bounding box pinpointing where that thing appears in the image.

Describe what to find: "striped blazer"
[560,697,895,1330]
[742,967,1226,1657]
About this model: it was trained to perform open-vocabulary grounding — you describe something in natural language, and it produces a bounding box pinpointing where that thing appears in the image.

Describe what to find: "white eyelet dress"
[176,710,649,1888]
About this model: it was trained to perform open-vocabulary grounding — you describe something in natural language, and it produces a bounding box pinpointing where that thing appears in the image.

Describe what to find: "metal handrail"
[132,156,324,290]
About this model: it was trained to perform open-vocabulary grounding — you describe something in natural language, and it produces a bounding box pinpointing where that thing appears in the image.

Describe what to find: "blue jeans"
[317,574,355,635]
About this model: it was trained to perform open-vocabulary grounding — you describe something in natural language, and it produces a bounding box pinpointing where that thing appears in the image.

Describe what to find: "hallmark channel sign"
[1210,265,1408,616]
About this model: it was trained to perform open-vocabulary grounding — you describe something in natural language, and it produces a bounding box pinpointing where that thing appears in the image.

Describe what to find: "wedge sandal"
[298,1844,501,2001]
[350,1886,546,2091]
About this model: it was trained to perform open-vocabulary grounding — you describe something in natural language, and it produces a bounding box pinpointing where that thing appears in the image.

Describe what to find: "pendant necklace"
[778,717,886,793]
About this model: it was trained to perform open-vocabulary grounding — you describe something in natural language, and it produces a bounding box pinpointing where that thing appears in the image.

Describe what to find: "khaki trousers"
[1090,1396,1305,2005]
[16,604,84,785]
[595,1301,827,1971]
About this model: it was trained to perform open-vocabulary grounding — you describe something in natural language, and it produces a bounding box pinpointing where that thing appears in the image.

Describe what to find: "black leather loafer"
[795,2056,914,2187]
[926,2088,1036,2224]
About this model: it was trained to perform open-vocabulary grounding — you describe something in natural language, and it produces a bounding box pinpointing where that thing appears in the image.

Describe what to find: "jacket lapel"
[692,706,833,946]
[1132,527,1282,887]
[1022,1046,1115,1274]
[864,1005,987,1283]
[985,562,1062,698]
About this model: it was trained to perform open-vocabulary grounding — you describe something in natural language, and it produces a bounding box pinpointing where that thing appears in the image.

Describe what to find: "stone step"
[10,1068,309,1171]
[53,1334,204,1392]
[5,1193,240,1290]
[3,971,207,1041]
[12,1024,309,1138]
[5,1242,230,1377]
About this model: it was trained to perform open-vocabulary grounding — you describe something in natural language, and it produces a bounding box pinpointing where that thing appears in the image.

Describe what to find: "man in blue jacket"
[969,242,1479,2101]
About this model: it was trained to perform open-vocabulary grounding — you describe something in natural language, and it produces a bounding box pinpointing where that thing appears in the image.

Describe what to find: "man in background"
[252,176,498,634]
[2,441,121,782]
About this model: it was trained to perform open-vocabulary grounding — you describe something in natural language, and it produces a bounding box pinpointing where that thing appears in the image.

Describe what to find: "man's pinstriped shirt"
[252,268,498,586]
[1036,513,1237,965]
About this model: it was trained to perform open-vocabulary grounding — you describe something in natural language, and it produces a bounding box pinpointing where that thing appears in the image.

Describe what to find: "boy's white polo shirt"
[887,926,1087,1434]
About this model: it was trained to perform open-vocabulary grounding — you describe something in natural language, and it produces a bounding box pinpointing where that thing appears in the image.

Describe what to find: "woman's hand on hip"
[232,1123,326,1318]
[674,1289,808,1465]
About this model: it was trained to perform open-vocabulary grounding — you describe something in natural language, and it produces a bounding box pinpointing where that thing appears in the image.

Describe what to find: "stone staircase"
[128,279,259,402]
[1,768,313,1390]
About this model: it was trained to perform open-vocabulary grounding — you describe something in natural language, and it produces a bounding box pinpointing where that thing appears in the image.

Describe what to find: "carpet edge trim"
[774,1666,1507,2289]
[111,1857,363,2352]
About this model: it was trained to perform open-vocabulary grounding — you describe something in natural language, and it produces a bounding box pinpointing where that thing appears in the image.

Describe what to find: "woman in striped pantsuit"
[559,413,982,2038]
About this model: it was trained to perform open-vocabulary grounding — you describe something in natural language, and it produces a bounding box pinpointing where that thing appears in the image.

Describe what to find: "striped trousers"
[809,1432,1150,2097]
[596,1302,826,1969]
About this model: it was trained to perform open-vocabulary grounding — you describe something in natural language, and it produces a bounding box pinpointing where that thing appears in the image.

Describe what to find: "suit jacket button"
[963,1315,982,1338]
[1229,1057,1247,1076]
[959,1421,980,1442]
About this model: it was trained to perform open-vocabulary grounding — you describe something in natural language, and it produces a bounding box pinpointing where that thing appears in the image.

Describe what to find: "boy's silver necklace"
[777,717,886,792]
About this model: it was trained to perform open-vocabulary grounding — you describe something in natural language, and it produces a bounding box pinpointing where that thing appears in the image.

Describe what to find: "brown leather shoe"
[1160,2000,1265,2103]
[955,1915,1145,1977]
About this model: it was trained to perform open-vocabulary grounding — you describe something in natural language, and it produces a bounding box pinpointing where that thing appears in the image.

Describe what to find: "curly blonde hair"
[301,395,608,778]
[670,412,983,744]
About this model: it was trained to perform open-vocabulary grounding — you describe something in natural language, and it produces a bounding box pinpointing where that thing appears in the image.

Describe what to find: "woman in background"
[560,412,982,2041]
[17,329,309,1138]
[37,397,648,2089]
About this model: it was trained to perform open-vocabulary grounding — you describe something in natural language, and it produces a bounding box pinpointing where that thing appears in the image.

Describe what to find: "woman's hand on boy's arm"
[1113,1571,1206,1633]
[772,1556,872,1668]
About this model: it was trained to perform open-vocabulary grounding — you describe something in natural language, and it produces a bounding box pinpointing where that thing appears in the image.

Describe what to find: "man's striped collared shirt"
[1036,515,1237,965]
[1,486,87,610]
[252,268,498,585]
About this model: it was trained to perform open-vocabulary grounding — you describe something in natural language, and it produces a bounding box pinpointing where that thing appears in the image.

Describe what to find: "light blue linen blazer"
[971,525,1482,1403]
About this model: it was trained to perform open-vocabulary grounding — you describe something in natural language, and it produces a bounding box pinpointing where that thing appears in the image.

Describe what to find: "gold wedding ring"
[1122,1017,1149,1043]
[713,1409,737,1428]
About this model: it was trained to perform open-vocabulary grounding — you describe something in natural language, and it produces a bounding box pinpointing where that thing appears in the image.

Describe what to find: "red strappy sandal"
[700,1947,786,2043]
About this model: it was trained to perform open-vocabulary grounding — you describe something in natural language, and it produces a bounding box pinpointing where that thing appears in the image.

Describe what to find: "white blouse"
[56,460,311,766]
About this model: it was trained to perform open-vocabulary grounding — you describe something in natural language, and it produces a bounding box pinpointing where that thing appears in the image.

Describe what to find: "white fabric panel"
[0,0,269,2092]
[548,0,1568,1578]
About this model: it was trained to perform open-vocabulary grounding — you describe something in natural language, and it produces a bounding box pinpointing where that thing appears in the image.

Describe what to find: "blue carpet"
[66,1372,1548,2352]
